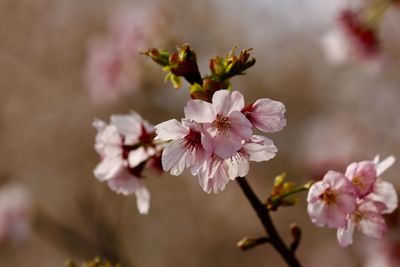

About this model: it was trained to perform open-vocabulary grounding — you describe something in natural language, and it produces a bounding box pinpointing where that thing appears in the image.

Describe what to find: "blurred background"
[0,0,400,266]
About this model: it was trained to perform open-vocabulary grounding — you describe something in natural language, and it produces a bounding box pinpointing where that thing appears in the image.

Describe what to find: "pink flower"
[0,184,32,245]
[198,135,277,193]
[345,156,396,199]
[337,200,388,247]
[242,98,286,133]
[93,112,157,214]
[184,90,253,159]
[154,119,210,176]
[321,9,381,66]
[307,171,357,228]
[85,7,169,104]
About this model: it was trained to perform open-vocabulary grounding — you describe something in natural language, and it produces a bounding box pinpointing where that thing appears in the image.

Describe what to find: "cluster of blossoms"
[85,6,169,103]
[0,184,32,246]
[155,89,286,193]
[307,155,398,247]
[93,112,163,214]
[321,0,395,67]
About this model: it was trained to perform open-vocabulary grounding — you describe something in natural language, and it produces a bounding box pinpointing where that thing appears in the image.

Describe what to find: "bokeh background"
[1,0,400,266]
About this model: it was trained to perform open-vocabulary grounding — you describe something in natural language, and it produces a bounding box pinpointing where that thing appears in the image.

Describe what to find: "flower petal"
[242,135,277,162]
[128,147,151,168]
[134,181,150,215]
[94,157,124,181]
[161,139,188,176]
[154,119,189,141]
[212,90,244,116]
[110,113,142,144]
[248,98,286,133]
[376,156,395,177]
[367,180,398,214]
[229,111,253,140]
[358,212,387,239]
[184,99,215,123]
[107,170,139,195]
[337,219,355,247]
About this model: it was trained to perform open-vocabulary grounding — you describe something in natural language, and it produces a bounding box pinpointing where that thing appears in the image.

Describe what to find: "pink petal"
[242,135,277,162]
[248,98,286,133]
[94,157,124,181]
[212,90,244,116]
[367,180,398,214]
[110,113,142,144]
[154,119,189,141]
[161,139,188,176]
[198,163,230,194]
[128,147,151,168]
[337,219,355,247]
[184,99,215,123]
[107,169,139,196]
[358,212,387,239]
[206,132,243,159]
[345,160,377,197]
[229,111,253,140]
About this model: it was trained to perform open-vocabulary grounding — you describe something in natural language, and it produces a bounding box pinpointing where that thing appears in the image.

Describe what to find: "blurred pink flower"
[93,112,158,214]
[321,9,381,66]
[85,6,169,104]
[242,98,286,133]
[184,90,253,159]
[307,171,357,228]
[0,184,32,245]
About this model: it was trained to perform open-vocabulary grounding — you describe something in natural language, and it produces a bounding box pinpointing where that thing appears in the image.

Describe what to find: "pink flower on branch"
[154,119,210,176]
[307,171,357,228]
[184,90,253,159]
[307,155,398,247]
[93,112,160,214]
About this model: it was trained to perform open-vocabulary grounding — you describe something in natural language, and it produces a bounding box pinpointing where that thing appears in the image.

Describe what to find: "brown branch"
[236,177,302,267]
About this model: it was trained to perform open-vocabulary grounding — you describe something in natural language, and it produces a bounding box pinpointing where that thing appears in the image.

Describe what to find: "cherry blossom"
[93,112,157,214]
[337,200,387,247]
[198,135,277,193]
[321,9,381,66]
[184,90,253,159]
[85,7,168,104]
[307,171,357,228]
[0,184,32,245]
[242,98,286,133]
[154,119,210,176]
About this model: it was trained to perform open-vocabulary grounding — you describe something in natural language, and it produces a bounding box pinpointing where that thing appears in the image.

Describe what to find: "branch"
[236,177,302,267]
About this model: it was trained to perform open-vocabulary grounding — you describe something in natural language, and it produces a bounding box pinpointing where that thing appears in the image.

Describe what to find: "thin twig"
[236,177,302,267]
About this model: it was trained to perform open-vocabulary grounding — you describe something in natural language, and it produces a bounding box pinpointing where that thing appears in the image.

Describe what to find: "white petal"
[226,155,249,180]
[93,118,106,131]
[94,157,124,181]
[134,182,150,215]
[337,219,355,247]
[161,139,188,176]
[242,135,277,162]
[212,90,244,116]
[184,100,215,123]
[128,147,150,168]
[154,119,188,141]
[376,156,395,177]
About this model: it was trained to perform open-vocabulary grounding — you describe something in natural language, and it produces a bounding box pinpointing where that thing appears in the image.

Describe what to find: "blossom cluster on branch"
[308,155,398,247]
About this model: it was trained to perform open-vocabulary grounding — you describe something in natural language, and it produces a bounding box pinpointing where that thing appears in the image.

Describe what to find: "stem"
[236,177,302,267]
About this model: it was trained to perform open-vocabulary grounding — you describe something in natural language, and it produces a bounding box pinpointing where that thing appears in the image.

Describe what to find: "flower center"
[213,115,231,135]
[320,188,337,205]
[184,129,202,150]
